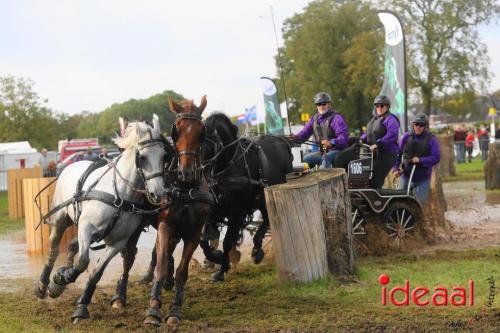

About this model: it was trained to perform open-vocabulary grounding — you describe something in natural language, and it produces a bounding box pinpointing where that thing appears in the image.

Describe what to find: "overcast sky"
[1,0,499,118]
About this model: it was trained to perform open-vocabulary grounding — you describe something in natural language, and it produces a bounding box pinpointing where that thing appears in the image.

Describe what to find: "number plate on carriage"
[348,158,371,178]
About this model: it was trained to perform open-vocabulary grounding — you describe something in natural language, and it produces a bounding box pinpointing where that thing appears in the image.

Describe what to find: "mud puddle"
[0,227,258,292]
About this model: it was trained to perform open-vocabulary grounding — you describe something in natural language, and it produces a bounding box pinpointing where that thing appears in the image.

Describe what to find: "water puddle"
[443,181,500,226]
[0,227,255,292]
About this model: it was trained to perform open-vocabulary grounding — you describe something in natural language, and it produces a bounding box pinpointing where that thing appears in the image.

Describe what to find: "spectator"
[100,147,109,159]
[478,127,490,161]
[453,124,467,163]
[82,147,98,162]
[495,124,500,140]
[465,130,475,163]
[38,148,51,177]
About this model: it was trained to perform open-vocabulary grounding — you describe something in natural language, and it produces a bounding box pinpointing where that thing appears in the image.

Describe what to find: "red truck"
[58,138,101,162]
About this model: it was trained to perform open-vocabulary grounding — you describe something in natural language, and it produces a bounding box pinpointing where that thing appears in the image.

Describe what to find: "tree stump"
[264,169,354,282]
[421,169,451,241]
[437,134,456,177]
[484,142,500,189]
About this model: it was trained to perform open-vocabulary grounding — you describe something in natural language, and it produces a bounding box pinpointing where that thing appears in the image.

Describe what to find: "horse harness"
[38,136,169,244]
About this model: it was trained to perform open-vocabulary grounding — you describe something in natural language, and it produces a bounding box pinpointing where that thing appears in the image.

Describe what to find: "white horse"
[34,115,167,322]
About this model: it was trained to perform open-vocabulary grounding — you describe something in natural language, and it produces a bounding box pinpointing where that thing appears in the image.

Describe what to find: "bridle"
[133,130,171,204]
[170,112,206,184]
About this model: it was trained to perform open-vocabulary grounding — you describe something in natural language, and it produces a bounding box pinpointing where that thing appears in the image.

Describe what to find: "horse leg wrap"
[40,264,52,286]
[172,287,184,307]
[78,281,97,306]
[165,305,182,320]
[150,281,163,305]
[54,266,80,285]
[163,276,174,291]
[111,274,128,305]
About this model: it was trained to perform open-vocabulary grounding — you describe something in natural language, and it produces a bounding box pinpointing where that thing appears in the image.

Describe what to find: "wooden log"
[264,169,354,282]
[23,177,77,255]
[8,167,42,219]
[484,142,500,189]
[437,134,456,178]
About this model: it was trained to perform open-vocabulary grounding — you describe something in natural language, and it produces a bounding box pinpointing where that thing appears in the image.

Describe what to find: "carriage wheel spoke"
[402,215,413,228]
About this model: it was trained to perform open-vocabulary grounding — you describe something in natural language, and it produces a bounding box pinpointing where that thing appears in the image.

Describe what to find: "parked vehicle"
[58,138,101,162]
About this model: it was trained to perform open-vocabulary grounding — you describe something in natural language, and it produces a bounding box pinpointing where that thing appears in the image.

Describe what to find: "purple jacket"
[295,109,348,150]
[393,131,441,181]
[360,113,400,153]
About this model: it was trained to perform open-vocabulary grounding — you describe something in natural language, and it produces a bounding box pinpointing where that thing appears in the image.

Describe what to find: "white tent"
[0,141,41,191]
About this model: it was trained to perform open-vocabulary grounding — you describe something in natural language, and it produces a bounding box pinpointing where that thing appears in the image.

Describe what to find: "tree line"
[1,0,499,150]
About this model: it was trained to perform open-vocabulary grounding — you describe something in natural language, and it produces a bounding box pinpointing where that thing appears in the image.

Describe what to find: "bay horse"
[144,96,213,328]
[200,113,293,282]
[33,116,167,322]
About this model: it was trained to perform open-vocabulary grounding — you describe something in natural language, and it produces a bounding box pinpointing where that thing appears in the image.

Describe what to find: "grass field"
[443,159,485,182]
[0,192,24,235]
[0,248,498,332]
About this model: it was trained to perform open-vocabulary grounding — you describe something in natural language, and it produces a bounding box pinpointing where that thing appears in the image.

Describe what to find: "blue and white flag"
[245,105,258,126]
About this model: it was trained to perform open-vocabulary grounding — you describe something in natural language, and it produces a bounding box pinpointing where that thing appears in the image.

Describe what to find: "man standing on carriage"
[291,92,349,169]
[392,114,441,203]
[360,95,400,188]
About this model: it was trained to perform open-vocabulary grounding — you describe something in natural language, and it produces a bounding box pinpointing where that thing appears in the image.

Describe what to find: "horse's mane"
[112,121,156,150]
[205,113,238,139]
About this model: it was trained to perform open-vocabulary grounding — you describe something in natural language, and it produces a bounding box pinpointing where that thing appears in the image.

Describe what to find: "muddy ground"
[0,180,498,332]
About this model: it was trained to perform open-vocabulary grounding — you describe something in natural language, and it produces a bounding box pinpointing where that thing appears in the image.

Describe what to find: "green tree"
[0,76,61,150]
[277,0,384,129]
[385,0,500,116]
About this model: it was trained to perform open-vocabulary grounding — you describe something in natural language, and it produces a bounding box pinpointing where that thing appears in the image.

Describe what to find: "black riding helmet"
[413,114,429,127]
[373,95,391,107]
[314,92,332,104]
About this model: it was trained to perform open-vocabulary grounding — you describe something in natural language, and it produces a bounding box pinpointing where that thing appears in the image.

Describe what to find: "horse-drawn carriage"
[334,142,423,245]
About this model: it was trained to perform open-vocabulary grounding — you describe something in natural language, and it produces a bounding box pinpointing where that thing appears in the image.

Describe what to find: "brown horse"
[144,96,212,328]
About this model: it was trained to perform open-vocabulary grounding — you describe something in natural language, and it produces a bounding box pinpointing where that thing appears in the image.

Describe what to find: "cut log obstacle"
[437,134,456,178]
[23,177,77,255]
[264,169,355,282]
[8,167,42,219]
[485,142,500,189]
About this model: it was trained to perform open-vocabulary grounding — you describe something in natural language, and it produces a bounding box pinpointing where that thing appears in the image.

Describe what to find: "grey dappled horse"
[33,115,166,323]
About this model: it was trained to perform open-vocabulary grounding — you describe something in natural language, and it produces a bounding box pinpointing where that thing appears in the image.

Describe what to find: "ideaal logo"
[378,274,474,306]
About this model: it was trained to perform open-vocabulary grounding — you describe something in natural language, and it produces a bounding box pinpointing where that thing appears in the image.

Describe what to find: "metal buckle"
[114,197,123,208]
[188,188,196,200]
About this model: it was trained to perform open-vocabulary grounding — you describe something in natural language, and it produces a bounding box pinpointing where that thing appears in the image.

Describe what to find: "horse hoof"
[33,281,47,299]
[143,316,161,327]
[251,248,265,264]
[144,308,162,327]
[47,281,66,298]
[110,295,126,309]
[71,305,90,323]
[166,316,180,329]
[210,271,225,282]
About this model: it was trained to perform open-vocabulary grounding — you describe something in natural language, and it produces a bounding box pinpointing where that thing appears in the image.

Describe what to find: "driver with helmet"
[292,92,349,169]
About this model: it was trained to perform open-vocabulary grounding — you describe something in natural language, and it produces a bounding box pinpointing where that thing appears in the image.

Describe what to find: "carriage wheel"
[383,201,418,245]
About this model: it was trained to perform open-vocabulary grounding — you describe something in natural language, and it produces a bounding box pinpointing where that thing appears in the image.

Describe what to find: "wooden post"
[23,177,77,255]
[264,169,354,282]
[484,142,500,189]
[8,167,42,219]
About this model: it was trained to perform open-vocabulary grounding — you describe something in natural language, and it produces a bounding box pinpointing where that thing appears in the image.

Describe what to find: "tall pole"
[269,6,291,134]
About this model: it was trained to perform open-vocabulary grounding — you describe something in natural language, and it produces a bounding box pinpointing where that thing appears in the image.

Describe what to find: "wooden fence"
[23,177,78,255]
[8,167,42,219]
